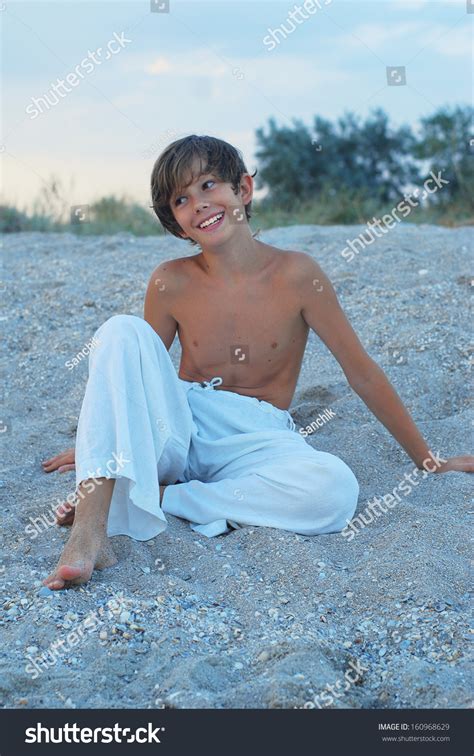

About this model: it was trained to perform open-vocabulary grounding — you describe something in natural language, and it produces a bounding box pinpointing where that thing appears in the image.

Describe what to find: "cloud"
[340,20,471,59]
[390,0,430,8]
[144,56,172,75]
[427,26,473,58]
[342,21,425,51]
[126,50,228,79]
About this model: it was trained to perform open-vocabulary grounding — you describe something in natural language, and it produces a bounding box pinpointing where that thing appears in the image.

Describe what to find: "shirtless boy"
[42,135,473,591]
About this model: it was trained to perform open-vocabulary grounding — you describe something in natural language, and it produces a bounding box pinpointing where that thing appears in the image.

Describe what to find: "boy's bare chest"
[173,281,306,368]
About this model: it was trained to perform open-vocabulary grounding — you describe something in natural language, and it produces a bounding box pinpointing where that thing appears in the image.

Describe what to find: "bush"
[72,196,163,236]
[0,205,54,233]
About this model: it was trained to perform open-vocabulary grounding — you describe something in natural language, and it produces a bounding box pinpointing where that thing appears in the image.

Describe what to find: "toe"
[43,574,66,590]
[49,578,67,590]
[57,564,85,582]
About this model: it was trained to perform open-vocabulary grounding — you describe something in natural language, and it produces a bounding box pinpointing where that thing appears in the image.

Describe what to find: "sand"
[1,223,471,709]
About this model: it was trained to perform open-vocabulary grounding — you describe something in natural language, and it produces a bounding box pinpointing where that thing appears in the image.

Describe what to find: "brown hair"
[150,135,256,244]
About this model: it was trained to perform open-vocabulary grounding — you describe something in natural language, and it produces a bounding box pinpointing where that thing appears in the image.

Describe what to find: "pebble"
[38,587,54,597]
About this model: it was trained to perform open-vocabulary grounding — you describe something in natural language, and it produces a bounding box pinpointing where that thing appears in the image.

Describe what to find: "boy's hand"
[432,455,474,474]
[42,448,75,473]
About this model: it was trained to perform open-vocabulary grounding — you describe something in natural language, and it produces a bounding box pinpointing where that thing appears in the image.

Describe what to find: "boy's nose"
[195,201,210,214]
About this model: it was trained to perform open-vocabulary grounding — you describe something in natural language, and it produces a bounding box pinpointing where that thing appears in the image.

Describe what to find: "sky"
[1,0,472,214]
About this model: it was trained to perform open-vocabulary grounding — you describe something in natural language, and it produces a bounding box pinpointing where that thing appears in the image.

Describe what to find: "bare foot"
[44,477,116,590]
[43,528,117,590]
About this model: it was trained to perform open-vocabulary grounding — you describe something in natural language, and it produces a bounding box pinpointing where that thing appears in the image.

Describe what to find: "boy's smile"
[194,210,225,232]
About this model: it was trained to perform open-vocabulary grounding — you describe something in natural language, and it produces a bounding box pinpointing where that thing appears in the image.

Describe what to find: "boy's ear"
[239,173,253,204]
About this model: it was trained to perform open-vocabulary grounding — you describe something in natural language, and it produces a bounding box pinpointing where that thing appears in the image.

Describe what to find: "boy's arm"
[295,254,473,473]
[144,262,178,349]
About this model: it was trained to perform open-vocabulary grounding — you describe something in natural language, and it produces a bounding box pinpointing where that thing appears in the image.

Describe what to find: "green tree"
[255,108,418,206]
[254,118,316,205]
[414,105,473,209]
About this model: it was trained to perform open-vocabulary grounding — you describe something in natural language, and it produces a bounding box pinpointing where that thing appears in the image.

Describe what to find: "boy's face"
[170,158,253,244]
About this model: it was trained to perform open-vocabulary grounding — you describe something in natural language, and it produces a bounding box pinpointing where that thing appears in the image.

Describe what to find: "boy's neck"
[197,229,267,281]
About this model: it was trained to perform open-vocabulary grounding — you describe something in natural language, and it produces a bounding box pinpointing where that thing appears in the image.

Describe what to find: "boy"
[42,135,473,590]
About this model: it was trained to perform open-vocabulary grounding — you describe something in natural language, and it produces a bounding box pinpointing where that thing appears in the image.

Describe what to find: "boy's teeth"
[199,212,223,228]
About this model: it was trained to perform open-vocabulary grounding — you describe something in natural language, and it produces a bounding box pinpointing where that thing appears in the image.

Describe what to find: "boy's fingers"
[58,464,76,473]
[42,450,75,471]
[43,461,63,472]
[42,454,64,465]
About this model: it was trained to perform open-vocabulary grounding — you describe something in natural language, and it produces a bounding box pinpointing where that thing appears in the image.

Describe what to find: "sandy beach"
[1,223,471,709]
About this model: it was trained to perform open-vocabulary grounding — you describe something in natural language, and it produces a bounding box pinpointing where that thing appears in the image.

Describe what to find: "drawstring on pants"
[200,377,224,390]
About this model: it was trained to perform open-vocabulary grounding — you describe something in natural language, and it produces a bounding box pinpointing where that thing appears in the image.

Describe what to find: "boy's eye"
[174,179,216,207]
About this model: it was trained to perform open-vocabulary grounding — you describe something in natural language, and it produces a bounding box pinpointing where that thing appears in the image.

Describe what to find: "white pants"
[75,315,359,539]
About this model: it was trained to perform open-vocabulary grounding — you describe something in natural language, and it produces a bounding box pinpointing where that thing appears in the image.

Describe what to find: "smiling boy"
[42,135,473,590]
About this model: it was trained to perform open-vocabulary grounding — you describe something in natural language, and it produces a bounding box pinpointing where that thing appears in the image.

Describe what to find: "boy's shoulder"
[263,243,323,281]
[146,254,198,292]
[146,246,324,291]
[150,253,197,272]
